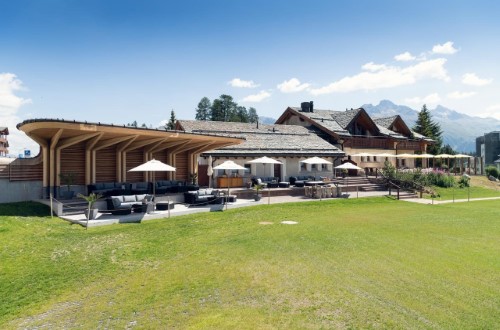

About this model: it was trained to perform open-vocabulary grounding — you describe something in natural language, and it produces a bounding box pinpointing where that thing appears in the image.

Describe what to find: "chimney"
[300,102,310,112]
[309,101,314,112]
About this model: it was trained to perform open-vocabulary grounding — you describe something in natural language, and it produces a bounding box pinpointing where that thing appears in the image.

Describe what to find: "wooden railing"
[344,137,389,149]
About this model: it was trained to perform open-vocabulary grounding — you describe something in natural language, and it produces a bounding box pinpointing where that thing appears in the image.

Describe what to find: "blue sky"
[1,0,500,154]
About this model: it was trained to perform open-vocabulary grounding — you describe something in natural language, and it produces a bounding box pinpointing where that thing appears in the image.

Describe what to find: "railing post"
[397,188,400,200]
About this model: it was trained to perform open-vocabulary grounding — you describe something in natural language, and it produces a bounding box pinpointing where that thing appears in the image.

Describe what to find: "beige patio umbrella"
[350,152,374,157]
[434,154,455,169]
[213,160,246,209]
[129,159,176,216]
[207,155,213,188]
[335,162,362,191]
[247,156,282,205]
[300,156,332,180]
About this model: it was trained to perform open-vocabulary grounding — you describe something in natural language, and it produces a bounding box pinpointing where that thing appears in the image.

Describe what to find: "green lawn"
[1,198,499,329]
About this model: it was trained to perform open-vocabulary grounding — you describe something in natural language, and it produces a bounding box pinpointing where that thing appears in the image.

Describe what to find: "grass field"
[1,198,499,329]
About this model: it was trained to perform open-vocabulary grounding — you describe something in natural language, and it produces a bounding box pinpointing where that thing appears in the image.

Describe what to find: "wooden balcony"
[343,137,390,149]
[397,141,422,151]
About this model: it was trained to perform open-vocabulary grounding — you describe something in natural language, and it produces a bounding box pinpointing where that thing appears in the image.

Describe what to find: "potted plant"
[59,172,76,199]
[189,172,198,185]
[77,192,103,222]
[253,183,264,201]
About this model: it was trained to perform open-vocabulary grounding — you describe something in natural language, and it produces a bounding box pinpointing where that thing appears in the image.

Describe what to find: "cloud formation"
[309,58,449,95]
[405,93,441,106]
[481,104,500,120]
[277,78,310,93]
[228,78,259,88]
[0,73,37,155]
[447,91,476,99]
[241,90,271,103]
[432,41,458,54]
[394,52,416,62]
[461,73,492,86]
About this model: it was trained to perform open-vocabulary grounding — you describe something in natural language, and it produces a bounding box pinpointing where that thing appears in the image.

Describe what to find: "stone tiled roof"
[289,107,350,135]
[177,120,343,156]
[375,124,405,139]
[330,108,361,128]
[373,116,398,128]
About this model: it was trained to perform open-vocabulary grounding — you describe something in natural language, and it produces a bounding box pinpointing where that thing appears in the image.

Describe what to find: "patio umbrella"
[417,153,435,168]
[335,162,362,192]
[300,156,332,180]
[129,159,176,216]
[247,156,282,205]
[213,160,246,209]
[434,154,455,169]
[350,152,374,157]
[207,155,213,188]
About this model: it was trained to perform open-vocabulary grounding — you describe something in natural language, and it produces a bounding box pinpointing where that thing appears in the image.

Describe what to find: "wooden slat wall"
[8,163,43,181]
[126,149,144,182]
[60,143,85,185]
[175,151,188,181]
[152,151,169,180]
[0,165,8,179]
[96,146,117,182]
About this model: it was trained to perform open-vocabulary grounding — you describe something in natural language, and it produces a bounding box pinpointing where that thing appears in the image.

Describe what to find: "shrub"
[485,166,499,179]
[458,175,470,188]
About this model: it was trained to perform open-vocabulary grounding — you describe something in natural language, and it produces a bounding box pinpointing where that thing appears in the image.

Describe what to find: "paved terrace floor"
[59,190,500,228]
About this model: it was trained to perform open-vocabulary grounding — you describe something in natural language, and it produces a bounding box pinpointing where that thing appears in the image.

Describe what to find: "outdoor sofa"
[251,176,280,187]
[130,181,152,194]
[289,175,315,187]
[184,188,222,205]
[155,180,200,194]
[106,194,154,213]
[88,182,130,196]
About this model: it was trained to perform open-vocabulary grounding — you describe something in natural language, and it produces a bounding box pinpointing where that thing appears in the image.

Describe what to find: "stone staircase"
[331,176,387,193]
[60,200,89,216]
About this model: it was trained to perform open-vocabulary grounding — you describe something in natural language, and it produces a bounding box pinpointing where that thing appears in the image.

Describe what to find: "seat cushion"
[123,195,136,203]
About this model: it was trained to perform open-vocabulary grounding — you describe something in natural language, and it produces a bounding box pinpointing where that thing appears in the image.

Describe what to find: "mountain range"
[362,100,500,153]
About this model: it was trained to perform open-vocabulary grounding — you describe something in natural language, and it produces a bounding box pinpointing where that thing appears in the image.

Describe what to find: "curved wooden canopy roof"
[17,119,243,152]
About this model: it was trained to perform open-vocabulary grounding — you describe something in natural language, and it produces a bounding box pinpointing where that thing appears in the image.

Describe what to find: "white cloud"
[432,41,458,54]
[394,52,416,62]
[361,62,388,72]
[241,90,271,103]
[478,104,500,120]
[309,58,449,95]
[276,78,310,93]
[461,73,492,86]
[228,78,259,88]
[447,91,476,99]
[0,73,37,156]
[405,93,441,106]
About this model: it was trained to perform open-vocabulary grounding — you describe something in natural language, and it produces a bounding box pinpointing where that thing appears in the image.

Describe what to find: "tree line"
[195,95,259,123]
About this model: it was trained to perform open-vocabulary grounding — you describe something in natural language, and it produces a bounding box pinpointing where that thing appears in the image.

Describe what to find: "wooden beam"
[49,129,63,190]
[57,132,102,150]
[85,133,103,185]
[93,135,137,151]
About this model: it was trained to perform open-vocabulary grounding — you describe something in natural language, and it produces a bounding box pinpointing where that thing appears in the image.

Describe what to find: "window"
[244,164,251,174]
[373,156,378,162]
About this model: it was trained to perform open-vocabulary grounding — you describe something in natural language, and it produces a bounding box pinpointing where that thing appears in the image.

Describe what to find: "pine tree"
[248,107,259,123]
[195,97,211,120]
[165,110,177,130]
[210,94,237,121]
[413,104,443,154]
